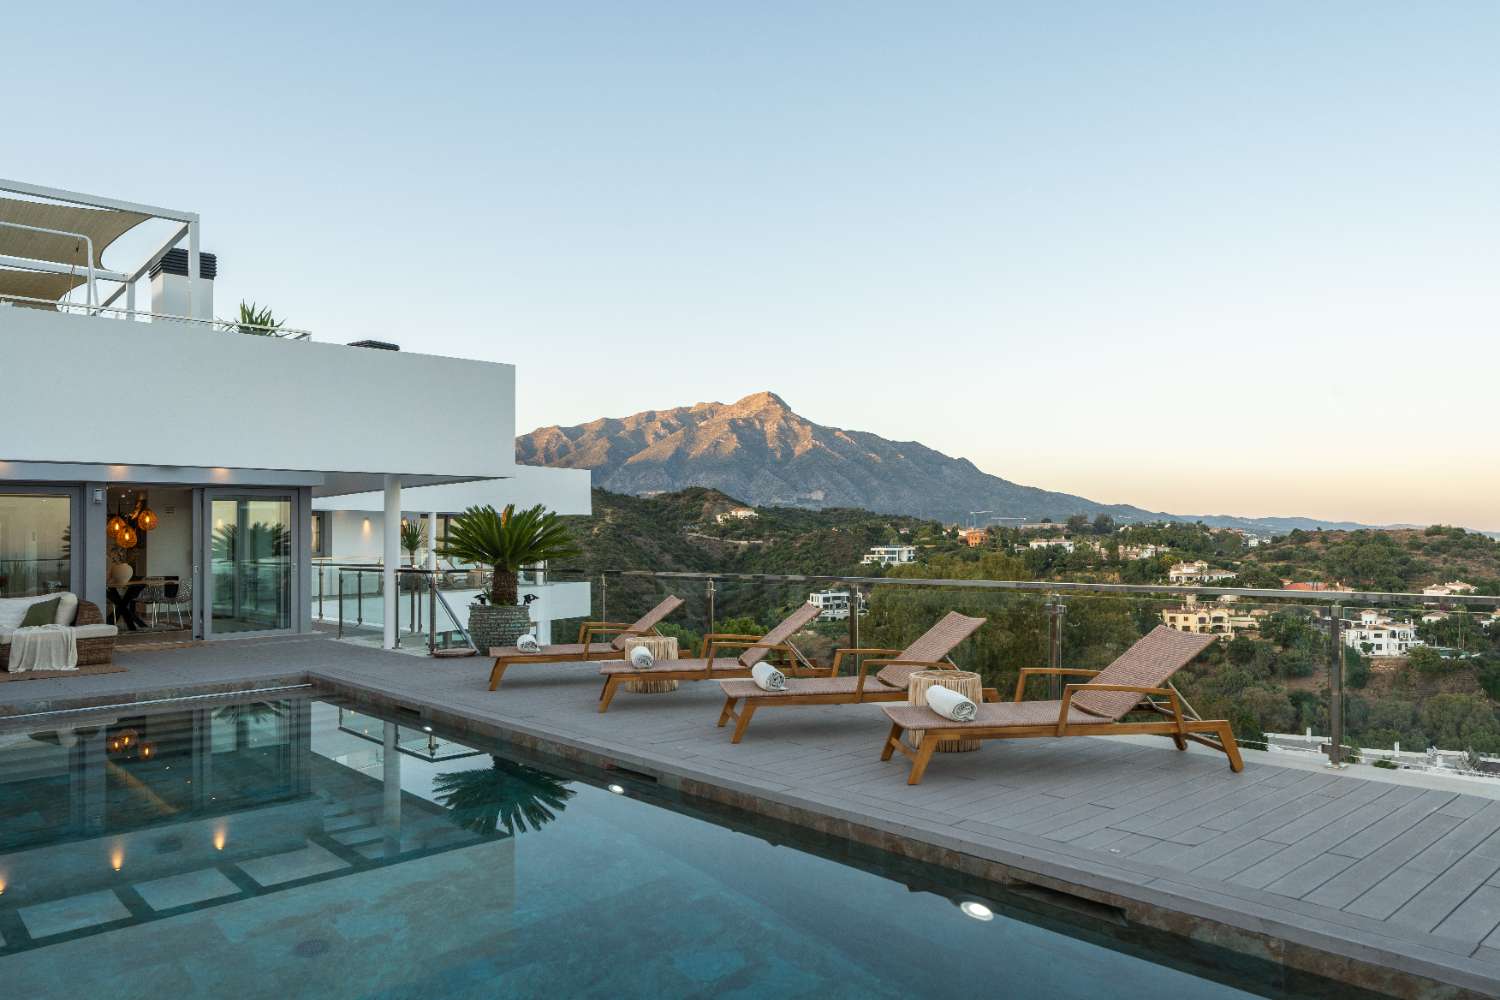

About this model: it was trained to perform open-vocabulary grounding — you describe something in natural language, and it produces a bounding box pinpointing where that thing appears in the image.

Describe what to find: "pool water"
[0,692,1379,999]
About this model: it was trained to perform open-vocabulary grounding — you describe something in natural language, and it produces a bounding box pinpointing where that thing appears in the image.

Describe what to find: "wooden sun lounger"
[487,595,684,690]
[596,603,826,713]
[715,611,991,743]
[878,626,1244,784]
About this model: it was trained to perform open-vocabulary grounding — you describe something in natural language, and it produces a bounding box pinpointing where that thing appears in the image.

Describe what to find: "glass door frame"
[198,487,300,640]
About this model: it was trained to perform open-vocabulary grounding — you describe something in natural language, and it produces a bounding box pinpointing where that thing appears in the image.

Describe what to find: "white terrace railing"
[0,291,312,340]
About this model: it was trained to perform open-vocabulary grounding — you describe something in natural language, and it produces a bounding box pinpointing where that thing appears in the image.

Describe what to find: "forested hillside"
[546,491,1500,756]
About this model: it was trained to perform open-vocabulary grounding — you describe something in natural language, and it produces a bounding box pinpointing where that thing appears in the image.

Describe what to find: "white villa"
[1342,610,1422,657]
[714,507,758,524]
[1168,560,1236,585]
[861,545,917,566]
[0,180,588,651]
[808,588,866,621]
[1028,537,1075,553]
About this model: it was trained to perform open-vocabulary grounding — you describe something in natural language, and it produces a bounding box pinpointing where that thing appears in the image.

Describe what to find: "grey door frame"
[199,487,300,640]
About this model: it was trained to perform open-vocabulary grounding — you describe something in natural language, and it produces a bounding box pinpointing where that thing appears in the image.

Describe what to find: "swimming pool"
[0,691,1382,998]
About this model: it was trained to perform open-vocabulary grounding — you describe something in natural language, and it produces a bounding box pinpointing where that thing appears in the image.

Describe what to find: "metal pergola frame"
[0,177,202,317]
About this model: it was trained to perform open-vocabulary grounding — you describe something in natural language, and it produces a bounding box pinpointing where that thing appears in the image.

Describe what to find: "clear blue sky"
[9,3,1498,527]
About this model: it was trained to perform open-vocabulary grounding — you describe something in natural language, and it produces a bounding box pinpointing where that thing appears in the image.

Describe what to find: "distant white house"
[1028,537,1075,553]
[1424,581,1477,598]
[714,507,758,524]
[861,545,916,566]
[1168,560,1236,585]
[808,588,866,621]
[1342,609,1422,657]
[1118,543,1162,560]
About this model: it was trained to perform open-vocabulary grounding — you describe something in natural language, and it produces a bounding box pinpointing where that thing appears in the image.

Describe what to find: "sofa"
[0,593,117,669]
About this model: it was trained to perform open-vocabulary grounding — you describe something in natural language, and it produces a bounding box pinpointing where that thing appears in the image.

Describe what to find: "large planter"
[468,604,532,655]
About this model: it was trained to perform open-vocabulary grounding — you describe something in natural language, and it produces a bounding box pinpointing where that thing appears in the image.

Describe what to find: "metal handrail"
[0,291,313,339]
[549,568,1500,610]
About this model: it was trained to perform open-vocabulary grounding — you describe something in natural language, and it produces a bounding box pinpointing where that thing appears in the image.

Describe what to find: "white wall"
[0,307,515,483]
[314,466,592,517]
[143,487,193,581]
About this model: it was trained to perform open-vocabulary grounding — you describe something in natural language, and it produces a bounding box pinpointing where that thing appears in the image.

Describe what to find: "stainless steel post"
[707,578,717,635]
[356,569,363,627]
[1047,597,1067,699]
[1325,605,1345,767]
[428,576,437,655]
[337,570,344,638]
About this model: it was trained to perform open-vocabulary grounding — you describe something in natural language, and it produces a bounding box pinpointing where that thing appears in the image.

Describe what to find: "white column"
[186,221,200,320]
[383,476,400,649]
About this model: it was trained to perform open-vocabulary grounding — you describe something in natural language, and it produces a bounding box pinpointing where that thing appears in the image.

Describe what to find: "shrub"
[1406,645,1452,675]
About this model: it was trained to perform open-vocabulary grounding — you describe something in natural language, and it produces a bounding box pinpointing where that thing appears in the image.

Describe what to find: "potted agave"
[438,503,580,654]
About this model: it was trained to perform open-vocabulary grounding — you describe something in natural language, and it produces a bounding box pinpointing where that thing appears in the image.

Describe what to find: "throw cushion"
[20,597,62,628]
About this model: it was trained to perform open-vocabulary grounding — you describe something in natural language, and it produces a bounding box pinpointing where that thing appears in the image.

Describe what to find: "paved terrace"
[5,635,1500,998]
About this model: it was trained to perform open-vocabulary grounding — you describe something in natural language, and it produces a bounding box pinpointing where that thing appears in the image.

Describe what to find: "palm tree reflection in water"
[433,756,575,836]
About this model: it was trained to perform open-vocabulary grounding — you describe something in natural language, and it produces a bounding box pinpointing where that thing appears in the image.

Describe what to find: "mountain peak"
[724,390,791,416]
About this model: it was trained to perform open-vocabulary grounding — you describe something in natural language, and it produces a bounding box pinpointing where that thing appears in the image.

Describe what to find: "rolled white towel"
[516,633,541,653]
[751,662,786,691]
[629,644,655,669]
[925,684,977,723]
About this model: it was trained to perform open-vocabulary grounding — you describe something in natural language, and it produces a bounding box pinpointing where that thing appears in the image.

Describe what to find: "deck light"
[213,826,227,851]
[607,784,625,795]
[959,901,994,922]
[110,847,124,872]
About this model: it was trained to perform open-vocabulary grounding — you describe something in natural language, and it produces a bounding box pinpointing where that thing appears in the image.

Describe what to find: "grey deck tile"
[1344,866,1444,921]
[1230,788,1418,890]
[1431,884,1500,950]
[1305,812,1467,911]
[1406,801,1500,875]
[1259,781,1411,846]
[1440,795,1491,819]
[1328,788,1457,858]
[1386,851,1500,935]
[1190,838,1289,881]
[1262,852,1357,899]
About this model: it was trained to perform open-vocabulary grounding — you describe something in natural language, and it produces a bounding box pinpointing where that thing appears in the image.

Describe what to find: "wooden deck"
[6,635,1500,998]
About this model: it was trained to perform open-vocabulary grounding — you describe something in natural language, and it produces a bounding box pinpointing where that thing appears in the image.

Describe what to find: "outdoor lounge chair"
[878,626,1242,784]
[715,610,990,743]
[596,602,825,713]
[487,595,684,690]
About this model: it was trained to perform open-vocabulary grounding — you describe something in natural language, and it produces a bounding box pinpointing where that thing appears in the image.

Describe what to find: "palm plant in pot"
[438,504,580,654]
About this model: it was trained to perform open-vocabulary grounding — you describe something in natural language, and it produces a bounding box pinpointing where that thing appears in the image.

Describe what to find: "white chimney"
[149,248,216,322]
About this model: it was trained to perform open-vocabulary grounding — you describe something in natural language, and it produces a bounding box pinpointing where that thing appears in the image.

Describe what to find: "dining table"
[107,576,178,631]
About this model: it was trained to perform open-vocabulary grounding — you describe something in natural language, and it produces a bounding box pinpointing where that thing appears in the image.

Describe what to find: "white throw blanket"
[629,645,655,669]
[751,662,786,691]
[515,633,542,654]
[925,684,977,722]
[8,624,78,672]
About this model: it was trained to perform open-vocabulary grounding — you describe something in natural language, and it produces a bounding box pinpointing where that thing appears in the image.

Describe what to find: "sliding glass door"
[205,494,295,636]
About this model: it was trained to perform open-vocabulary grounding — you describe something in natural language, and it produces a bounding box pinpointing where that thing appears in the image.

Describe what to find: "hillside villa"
[860,544,916,566]
[1167,560,1236,584]
[1160,595,1263,638]
[1341,609,1422,657]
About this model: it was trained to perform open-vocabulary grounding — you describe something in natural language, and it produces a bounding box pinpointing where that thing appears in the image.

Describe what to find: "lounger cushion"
[491,641,619,659]
[883,700,1098,730]
[1068,626,1216,721]
[720,675,904,699]
[874,611,986,689]
[737,603,822,667]
[600,657,748,676]
[609,595,685,650]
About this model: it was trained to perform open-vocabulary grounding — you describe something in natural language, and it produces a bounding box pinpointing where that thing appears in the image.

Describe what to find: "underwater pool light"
[960,901,994,922]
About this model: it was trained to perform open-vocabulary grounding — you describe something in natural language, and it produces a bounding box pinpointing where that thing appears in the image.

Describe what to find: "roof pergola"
[0,178,200,314]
